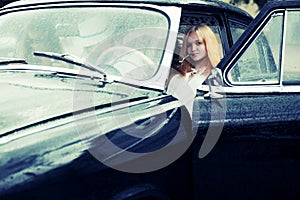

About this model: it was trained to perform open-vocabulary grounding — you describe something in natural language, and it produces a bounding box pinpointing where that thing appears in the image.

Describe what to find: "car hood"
[0,69,156,136]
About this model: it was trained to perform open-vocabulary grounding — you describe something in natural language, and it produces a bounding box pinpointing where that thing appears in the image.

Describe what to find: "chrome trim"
[279,9,288,86]
[197,84,300,94]
[0,94,178,144]
[223,85,300,94]
[224,9,286,87]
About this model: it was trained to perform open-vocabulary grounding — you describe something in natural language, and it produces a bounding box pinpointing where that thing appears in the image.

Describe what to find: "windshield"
[0,6,169,80]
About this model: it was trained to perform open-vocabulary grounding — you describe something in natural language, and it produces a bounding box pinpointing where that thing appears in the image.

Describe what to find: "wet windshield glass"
[0,6,169,80]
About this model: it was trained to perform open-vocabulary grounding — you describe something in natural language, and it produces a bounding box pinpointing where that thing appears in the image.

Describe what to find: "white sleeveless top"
[167,68,222,116]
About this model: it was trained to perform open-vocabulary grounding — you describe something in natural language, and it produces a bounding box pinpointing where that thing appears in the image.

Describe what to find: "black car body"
[0,0,299,199]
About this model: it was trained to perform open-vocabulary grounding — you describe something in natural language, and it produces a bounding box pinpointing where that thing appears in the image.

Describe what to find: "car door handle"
[204,91,224,99]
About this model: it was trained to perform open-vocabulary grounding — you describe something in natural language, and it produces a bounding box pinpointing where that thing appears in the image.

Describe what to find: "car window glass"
[0,7,169,80]
[228,13,282,85]
[283,10,300,84]
[228,19,247,43]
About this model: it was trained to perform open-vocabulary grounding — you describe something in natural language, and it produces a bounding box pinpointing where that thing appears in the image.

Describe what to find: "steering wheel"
[95,46,156,79]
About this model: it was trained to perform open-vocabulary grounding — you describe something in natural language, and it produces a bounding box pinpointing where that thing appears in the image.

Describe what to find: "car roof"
[2,0,252,17]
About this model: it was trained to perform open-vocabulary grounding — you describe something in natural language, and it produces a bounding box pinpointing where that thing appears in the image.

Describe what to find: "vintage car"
[0,0,299,199]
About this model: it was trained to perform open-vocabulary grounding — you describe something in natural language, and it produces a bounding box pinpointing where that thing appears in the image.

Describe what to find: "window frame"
[225,8,300,87]
[0,2,182,91]
[282,9,300,85]
[220,5,300,94]
[223,9,286,87]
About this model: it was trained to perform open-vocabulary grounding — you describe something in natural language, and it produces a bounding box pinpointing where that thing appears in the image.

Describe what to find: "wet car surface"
[0,0,299,199]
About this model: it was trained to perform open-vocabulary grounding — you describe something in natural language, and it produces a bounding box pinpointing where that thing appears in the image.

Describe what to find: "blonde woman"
[167,24,222,115]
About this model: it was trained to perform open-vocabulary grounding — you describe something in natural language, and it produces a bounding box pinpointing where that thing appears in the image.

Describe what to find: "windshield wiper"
[0,58,27,65]
[33,51,107,81]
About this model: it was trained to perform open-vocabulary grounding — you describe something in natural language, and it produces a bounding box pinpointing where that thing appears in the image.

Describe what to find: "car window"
[283,10,300,84]
[0,6,169,80]
[228,19,248,44]
[228,13,282,85]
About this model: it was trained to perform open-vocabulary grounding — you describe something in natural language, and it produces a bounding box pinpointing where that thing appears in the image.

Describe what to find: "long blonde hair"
[178,24,221,75]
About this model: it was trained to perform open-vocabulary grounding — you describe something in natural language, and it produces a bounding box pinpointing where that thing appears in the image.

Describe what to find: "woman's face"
[186,31,207,63]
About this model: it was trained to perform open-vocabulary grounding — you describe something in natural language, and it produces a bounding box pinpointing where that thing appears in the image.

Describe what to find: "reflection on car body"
[0,0,299,199]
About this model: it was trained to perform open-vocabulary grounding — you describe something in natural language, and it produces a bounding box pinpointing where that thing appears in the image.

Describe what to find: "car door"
[193,1,300,199]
